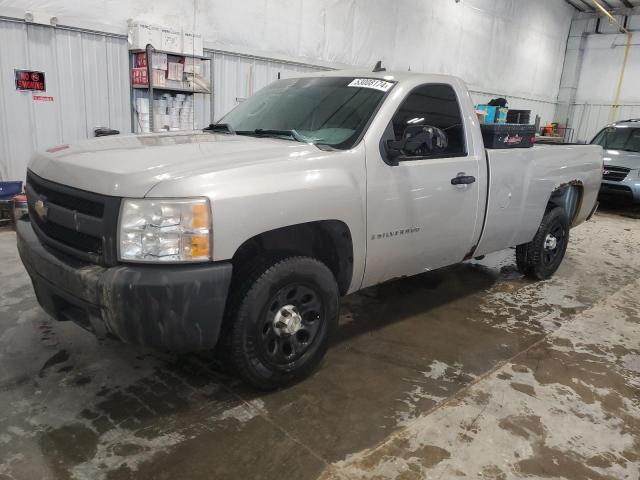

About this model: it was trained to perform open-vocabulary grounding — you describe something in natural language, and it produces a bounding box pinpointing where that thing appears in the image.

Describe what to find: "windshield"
[591,126,640,152]
[218,77,393,149]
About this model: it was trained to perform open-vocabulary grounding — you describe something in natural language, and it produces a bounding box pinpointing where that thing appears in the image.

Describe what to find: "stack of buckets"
[154,94,194,131]
[135,97,151,133]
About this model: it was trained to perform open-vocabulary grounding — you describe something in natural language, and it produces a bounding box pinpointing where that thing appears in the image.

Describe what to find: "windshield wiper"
[237,129,309,143]
[203,123,236,134]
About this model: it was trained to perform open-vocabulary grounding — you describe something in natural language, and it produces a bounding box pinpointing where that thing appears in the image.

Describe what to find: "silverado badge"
[34,199,48,220]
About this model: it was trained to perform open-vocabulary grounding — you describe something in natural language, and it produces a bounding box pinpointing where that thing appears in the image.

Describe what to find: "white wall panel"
[0,21,32,182]
[210,51,323,121]
[558,11,640,143]
[574,34,640,105]
[0,0,577,180]
[0,0,573,102]
[569,104,640,143]
[55,29,87,143]
[0,20,131,180]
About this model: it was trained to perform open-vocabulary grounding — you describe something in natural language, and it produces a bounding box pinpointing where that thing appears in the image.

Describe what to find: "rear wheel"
[516,207,569,280]
[225,256,339,390]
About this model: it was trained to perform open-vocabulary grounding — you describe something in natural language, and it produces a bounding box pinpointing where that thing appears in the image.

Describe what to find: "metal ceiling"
[565,0,640,12]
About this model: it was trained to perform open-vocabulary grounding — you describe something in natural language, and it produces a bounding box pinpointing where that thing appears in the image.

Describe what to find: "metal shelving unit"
[128,44,212,133]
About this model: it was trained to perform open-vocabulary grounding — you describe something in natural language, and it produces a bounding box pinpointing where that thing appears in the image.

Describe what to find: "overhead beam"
[564,0,584,10]
[579,0,597,9]
[620,0,634,8]
[592,0,631,32]
[599,0,614,8]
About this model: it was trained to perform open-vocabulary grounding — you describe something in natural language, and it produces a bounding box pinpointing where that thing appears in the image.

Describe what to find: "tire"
[515,207,570,280]
[224,256,339,390]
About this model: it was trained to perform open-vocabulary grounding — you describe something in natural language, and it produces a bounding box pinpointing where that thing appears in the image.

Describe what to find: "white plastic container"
[161,28,182,53]
[182,31,203,56]
[167,62,184,81]
[135,98,150,113]
[151,52,168,70]
[128,22,162,50]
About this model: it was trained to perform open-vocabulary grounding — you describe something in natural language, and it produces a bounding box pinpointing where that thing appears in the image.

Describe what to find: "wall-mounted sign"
[15,69,46,91]
[32,95,54,102]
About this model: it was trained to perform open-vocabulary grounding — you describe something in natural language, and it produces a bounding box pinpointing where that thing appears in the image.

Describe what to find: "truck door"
[363,83,483,287]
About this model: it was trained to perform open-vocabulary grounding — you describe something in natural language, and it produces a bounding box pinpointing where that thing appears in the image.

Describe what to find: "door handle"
[451,175,476,185]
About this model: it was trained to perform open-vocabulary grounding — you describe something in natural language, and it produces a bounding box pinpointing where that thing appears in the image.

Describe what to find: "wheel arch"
[546,182,583,226]
[231,220,354,295]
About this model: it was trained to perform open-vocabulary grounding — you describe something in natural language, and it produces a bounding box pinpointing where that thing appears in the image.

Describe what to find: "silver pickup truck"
[17,70,602,389]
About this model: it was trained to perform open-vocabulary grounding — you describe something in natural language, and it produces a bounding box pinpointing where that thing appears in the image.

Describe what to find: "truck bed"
[474,144,602,256]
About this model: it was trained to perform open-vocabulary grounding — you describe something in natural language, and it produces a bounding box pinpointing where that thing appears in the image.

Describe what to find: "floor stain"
[1,211,639,480]
[38,350,69,378]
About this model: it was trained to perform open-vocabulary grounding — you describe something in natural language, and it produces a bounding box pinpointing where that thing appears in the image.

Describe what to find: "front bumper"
[599,178,640,203]
[17,219,233,351]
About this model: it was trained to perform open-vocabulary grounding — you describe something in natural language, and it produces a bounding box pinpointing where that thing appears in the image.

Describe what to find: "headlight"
[118,198,211,262]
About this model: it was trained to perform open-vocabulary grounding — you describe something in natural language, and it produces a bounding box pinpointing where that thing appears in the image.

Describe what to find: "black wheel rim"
[259,283,324,365]
[542,222,566,267]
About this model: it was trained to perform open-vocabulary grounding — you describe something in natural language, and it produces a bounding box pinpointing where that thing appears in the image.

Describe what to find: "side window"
[390,84,466,158]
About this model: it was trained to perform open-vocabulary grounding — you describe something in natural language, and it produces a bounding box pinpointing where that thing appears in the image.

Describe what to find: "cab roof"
[296,68,464,85]
[615,118,640,126]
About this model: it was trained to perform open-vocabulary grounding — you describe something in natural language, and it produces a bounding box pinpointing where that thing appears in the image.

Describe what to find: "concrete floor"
[0,204,639,480]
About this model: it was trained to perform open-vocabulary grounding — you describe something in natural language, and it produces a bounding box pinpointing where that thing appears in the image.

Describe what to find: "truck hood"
[603,149,640,170]
[29,131,322,197]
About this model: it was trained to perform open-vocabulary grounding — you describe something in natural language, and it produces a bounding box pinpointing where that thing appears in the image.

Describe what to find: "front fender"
[146,145,367,292]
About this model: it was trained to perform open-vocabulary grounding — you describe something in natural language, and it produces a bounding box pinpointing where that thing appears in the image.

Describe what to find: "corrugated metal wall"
[0,18,565,181]
[0,19,326,181]
[208,51,325,122]
[568,103,640,143]
[0,19,130,181]
[560,12,640,143]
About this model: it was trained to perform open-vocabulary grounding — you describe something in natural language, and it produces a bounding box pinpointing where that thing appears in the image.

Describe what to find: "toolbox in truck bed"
[481,123,536,149]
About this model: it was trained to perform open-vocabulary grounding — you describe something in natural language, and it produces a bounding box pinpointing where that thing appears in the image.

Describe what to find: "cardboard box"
[152,69,166,87]
[183,57,202,75]
[131,67,148,86]
[128,22,162,50]
[151,52,168,70]
[182,31,204,56]
[167,62,184,81]
[185,74,210,92]
[161,28,182,53]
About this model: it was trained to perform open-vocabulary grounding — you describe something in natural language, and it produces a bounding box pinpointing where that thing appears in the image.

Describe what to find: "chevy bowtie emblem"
[34,199,48,219]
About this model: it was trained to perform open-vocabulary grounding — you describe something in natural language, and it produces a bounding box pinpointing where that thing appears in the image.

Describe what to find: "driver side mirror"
[384,125,448,165]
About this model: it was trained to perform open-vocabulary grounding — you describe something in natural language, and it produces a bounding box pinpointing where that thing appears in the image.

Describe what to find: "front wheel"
[516,207,570,280]
[226,256,339,390]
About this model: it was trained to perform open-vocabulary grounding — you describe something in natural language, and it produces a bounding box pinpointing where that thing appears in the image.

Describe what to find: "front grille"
[603,165,630,182]
[29,177,104,217]
[26,170,121,265]
[600,183,632,193]
[34,219,103,254]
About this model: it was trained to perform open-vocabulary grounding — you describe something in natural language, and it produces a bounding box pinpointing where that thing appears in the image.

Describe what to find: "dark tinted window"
[592,126,640,153]
[390,84,466,157]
